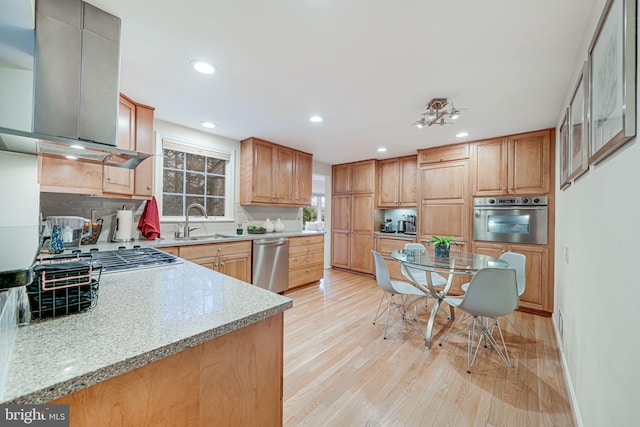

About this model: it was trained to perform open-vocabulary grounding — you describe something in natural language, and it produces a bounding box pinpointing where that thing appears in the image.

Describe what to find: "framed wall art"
[588,0,637,165]
[568,62,589,181]
[560,108,571,190]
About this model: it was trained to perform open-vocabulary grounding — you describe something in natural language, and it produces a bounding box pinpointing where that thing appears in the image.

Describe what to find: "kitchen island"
[1,260,291,425]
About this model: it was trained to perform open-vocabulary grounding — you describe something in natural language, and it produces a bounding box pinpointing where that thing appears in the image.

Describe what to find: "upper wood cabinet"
[39,93,155,198]
[332,160,377,194]
[240,137,312,206]
[117,94,155,154]
[419,159,469,244]
[471,129,552,196]
[378,155,417,207]
[419,143,469,164]
[294,151,313,206]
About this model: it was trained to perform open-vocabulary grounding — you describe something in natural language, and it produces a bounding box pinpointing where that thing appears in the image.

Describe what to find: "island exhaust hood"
[0,0,149,169]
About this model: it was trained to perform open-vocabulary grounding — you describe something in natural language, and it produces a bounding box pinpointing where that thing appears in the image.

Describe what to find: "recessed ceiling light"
[377,147,387,152]
[456,131,469,138]
[309,116,323,123]
[65,155,78,160]
[190,60,217,74]
[201,122,217,129]
[70,144,85,150]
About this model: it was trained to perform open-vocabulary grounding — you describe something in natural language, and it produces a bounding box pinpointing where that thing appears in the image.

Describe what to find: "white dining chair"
[441,268,519,373]
[461,251,526,336]
[401,243,448,288]
[371,251,427,339]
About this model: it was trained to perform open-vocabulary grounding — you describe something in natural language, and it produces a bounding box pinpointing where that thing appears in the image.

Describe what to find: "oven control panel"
[474,196,548,207]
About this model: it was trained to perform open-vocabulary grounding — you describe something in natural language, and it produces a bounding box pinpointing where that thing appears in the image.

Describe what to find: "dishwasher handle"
[253,238,288,247]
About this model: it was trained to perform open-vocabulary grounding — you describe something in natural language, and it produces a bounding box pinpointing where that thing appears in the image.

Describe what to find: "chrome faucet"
[184,203,208,238]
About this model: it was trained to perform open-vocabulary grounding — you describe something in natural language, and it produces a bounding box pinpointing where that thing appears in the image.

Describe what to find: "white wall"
[554,1,639,425]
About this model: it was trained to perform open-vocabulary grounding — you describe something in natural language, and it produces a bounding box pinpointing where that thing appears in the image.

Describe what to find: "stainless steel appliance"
[397,220,407,233]
[85,247,181,273]
[406,215,416,234]
[252,238,289,293]
[380,220,396,233]
[473,196,548,245]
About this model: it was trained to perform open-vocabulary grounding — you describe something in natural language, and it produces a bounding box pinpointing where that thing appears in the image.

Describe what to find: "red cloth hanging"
[137,196,161,240]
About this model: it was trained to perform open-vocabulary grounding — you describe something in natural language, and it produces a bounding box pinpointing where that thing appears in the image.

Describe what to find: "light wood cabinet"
[103,165,134,195]
[374,236,415,281]
[418,159,469,243]
[240,137,312,206]
[378,155,417,207]
[331,193,376,274]
[419,143,469,164]
[288,234,324,290]
[294,151,313,206]
[53,313,284,427]
[471,241,552,315]
[179,241,252,283]
[332,160,377,194]
[38,93,155,198]
[471,129,552,196]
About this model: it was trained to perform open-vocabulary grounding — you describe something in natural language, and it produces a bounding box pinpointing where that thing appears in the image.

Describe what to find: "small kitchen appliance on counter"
[380,219,396,233]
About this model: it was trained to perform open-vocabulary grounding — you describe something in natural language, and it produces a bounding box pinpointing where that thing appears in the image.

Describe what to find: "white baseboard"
[551,313,583,427]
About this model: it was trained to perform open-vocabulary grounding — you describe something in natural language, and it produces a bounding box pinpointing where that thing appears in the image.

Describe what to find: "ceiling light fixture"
[190,60,217,75]
[413,98,464,128]
[456,131,469,138]
[201,122,217,129]
[377,147,387,152]
[309,116,323,123]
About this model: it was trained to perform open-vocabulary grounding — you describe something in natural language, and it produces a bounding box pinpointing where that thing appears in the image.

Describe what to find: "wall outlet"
[564,246,569,264]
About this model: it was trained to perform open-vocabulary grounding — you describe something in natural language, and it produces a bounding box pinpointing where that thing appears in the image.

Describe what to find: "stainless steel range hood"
[0,0,148,169]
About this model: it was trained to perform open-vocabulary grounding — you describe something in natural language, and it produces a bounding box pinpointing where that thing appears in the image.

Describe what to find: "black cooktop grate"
[87,247,181,273]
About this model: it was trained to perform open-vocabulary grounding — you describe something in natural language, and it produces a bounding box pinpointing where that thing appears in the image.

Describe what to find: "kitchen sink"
[173,234,230,241]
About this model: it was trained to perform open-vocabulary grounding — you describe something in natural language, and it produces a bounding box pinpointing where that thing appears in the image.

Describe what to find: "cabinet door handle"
[306,268,310,272]
[220,262,225,266]
[106,177,112,182]
[146,185,152,190]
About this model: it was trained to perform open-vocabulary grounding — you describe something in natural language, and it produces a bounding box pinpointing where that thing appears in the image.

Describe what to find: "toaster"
[381,221,396,232]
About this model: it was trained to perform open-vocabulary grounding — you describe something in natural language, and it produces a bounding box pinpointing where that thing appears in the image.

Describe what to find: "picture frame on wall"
[588,0,637,165]
[568,62,589,181]
[559,108,571,190]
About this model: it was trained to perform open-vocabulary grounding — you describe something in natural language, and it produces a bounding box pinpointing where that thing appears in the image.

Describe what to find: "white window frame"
[154,133,236,222]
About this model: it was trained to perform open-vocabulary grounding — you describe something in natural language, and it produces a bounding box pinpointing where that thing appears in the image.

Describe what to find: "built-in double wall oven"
[473,196,548,245]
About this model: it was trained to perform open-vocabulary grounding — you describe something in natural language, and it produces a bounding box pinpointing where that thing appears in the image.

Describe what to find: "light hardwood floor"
[283,269,575,426]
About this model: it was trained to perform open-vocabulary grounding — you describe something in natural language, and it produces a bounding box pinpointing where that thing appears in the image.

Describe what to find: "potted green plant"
[426,235,457,258]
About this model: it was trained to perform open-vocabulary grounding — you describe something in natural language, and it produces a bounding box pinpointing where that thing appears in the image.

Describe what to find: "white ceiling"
[87,0,597,165]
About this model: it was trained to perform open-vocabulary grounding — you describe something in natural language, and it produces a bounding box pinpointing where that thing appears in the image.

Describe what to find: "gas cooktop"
[82,247,182,273]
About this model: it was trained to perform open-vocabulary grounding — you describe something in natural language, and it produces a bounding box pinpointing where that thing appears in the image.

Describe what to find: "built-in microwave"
[473,196,548,245]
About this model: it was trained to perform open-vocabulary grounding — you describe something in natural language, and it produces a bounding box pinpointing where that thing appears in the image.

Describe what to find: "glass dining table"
[390,247,509,349]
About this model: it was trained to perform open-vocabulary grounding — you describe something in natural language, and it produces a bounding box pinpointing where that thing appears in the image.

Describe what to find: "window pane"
[207,158,225,174]
[163,194,183,216]
[186,172,205,194]
[163,170,184,193]
[163,149,183,169]
[206,176,225,196]
[186,153,205,172]
[206,197,225,216]
[185,196,205,210]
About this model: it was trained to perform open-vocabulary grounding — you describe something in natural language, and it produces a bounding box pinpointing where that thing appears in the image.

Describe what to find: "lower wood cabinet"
[374,236,414,281]
[471,241,551,315]
[53,313,284,426]
[288,234,324,290]
[177,241,252,283]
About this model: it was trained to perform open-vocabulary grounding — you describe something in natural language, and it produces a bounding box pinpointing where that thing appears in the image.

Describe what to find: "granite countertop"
[373,231,417,239]
[1,261,292,404]
[75,229,325,252]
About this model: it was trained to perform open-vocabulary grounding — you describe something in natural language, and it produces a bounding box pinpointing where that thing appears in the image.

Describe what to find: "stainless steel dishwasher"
[252,238,289,293]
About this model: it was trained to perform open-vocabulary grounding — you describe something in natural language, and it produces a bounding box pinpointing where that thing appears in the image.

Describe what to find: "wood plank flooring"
[283,269,575,426]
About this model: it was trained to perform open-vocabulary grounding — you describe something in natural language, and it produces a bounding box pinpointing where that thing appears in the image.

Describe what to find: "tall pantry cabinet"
[331,160,377,275]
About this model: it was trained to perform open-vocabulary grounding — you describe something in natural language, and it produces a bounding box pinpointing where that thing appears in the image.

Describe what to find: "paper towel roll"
[113,210,134,241]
